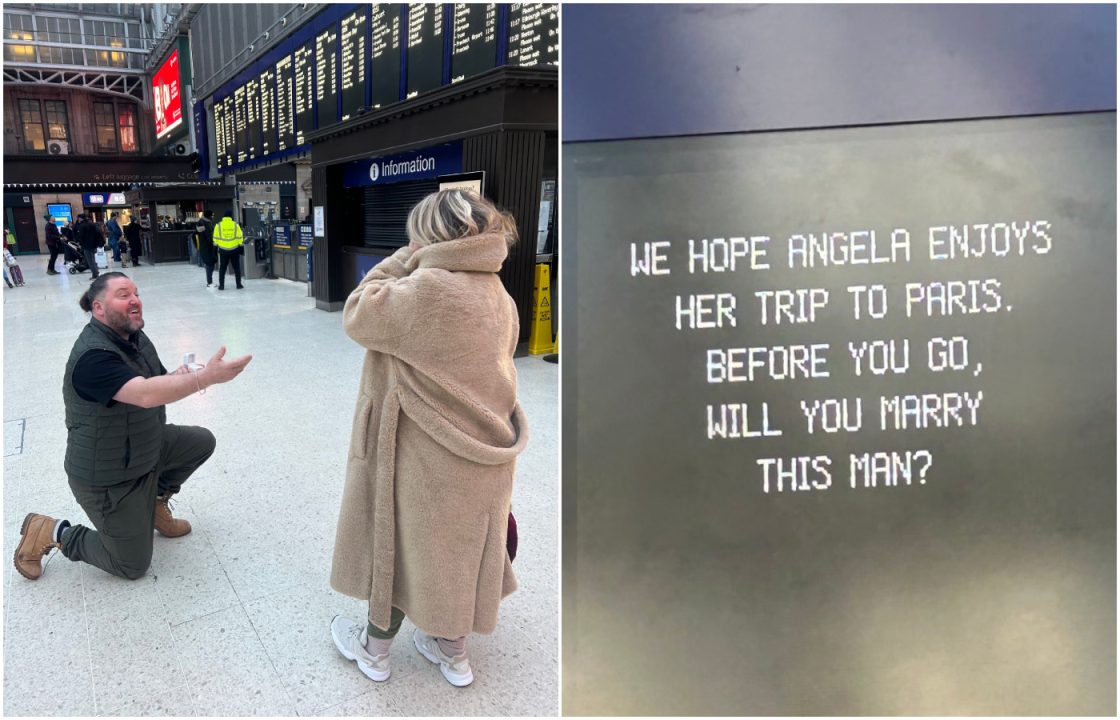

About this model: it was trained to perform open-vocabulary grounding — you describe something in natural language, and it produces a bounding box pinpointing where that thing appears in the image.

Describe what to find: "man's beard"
[104,307,144,337]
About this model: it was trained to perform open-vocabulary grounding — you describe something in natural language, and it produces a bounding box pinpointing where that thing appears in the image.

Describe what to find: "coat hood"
[410,232,508,274]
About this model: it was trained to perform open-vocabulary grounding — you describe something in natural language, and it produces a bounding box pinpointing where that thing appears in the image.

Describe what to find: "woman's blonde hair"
[406,189,518,249]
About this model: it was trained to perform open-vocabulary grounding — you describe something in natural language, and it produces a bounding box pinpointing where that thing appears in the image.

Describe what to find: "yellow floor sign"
[528,262,556,355]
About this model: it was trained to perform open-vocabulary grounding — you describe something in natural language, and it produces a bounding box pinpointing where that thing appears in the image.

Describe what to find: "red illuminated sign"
[153,48,183,139]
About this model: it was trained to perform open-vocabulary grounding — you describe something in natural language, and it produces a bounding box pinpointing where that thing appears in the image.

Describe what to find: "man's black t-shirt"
[73,349,166,406]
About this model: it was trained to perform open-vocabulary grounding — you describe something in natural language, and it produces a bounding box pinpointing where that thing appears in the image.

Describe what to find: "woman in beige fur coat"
[329,189,529,687]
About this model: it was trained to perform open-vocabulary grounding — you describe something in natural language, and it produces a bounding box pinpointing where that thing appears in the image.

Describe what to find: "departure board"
[294,41,315,145]
[507,3,558,66]
[259,67,276,155]
[316,26,340,129]
[213,99,227,171]
[406,3,444,99]
[276,54,295,151]
[371,4,402,108]
[222,96,236,169]
[340,8,367,121]
[234,85,248,164]
[208,2,560,173]
[246,77,260,160]
[451,3,498,83]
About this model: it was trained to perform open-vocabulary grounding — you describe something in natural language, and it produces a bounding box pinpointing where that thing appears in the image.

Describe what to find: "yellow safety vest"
[212,218,244,250]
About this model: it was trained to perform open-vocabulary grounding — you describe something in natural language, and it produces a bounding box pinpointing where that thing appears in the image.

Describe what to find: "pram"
[63,239,89,274]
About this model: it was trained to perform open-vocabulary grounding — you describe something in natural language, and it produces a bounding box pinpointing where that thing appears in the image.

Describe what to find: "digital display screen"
[213,99,227,171]
[406,3,444,99]
[47,204,72,227]
[562,113,1118,715]
[340,8,368,121]
[246,77,260,160]
[153,48,184,138]
[234,84,248,164]
[316,25,340,129]
[207,1,561,172]
[450,3,498,83]
[371,3,403,108]
[222,96,236,169]
[294,40,315,145]
[259,67,276,156]
[507,3,559,66]
[276,54,295,151]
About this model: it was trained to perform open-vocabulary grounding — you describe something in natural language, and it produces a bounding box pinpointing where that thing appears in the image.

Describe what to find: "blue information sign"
[273,225,292,248]
[297,224,314,248]
[342,141,463,188]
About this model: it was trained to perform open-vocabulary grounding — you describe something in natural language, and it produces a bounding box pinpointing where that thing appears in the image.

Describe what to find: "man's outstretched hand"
[200,346,252,387]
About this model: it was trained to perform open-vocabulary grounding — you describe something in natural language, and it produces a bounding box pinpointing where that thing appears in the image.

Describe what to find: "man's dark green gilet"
[63,318,166,486]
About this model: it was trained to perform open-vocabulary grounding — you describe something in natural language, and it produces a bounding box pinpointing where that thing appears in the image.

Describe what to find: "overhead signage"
[371,4,404,108]
[406,3,445,98]
[82,192,128,206]
[507,4,559,66]
[340,7,368,121]
[343,141,463,188]
[153,48,184,139]
[451,3,499,83]
[206,4,559,175]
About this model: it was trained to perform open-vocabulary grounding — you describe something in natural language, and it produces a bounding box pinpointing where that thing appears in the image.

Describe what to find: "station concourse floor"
[2,259,558,716]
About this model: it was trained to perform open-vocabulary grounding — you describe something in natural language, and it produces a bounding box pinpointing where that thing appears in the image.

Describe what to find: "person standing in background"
[212,211,245,290]
[106,212,123,263]
[124,217,142,268]
[76,214,104,280]
[45,217,62,275]
[195,210,218,288]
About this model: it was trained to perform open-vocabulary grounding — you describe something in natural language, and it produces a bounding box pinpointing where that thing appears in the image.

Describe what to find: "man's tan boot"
[14,513,61,580]
[154,495,191,537]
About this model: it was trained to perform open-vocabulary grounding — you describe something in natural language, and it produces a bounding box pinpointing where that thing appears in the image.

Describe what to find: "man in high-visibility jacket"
[212,210,245,290]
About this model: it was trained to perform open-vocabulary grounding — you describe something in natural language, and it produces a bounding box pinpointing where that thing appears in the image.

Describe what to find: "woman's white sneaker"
[330,615,391,682]
[413,629,474,687]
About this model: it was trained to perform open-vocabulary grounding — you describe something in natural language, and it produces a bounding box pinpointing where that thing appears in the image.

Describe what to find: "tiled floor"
[2,259,558,716]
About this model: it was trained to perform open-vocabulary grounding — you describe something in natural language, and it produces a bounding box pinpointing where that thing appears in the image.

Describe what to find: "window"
[125,21,144,49]
[43,101,69,142]
[19,99,45,152]
[84,19,128,67]
[97,39,127,68]
[118,105,137,152]
[92,101,140,154]
[35,16,82,64]
[4,14,36,62]
[93,101,117,152]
